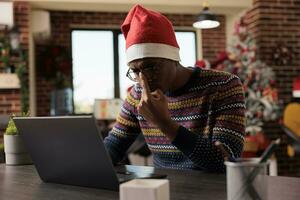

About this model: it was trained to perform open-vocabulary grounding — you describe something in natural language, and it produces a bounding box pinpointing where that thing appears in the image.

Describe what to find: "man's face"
[127,58,176,93]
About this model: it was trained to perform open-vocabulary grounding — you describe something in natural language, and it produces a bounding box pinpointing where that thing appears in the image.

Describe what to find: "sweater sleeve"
[104,87,141,164]
[172,76,245,172]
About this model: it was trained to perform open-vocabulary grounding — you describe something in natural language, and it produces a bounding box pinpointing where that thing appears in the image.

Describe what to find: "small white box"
[120,179,169,200]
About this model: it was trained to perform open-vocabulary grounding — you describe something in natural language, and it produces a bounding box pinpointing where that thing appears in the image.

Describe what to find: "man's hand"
[137,73,179,140]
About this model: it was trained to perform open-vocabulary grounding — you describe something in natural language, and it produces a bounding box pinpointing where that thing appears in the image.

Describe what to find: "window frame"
[70,28,197,114]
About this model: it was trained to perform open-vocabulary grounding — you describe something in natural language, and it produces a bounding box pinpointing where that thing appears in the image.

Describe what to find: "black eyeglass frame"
[126,60,163,82]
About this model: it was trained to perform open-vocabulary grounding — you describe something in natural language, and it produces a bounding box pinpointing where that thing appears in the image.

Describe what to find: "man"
[104,4,245,172]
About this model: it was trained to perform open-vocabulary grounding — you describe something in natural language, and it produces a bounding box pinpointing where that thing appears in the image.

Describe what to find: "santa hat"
[121,4,180,64]
[293,77,300,98]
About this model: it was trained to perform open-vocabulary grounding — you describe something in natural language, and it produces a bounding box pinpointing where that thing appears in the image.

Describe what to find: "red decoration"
[38,45,72,89]
[242,133,270,158]
[210,51,228,69]
[195,60,206,68]
[293,76,300,98]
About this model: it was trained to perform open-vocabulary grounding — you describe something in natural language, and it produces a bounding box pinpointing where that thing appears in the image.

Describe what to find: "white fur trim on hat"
[126,43,180,64]
[293,90,300,98]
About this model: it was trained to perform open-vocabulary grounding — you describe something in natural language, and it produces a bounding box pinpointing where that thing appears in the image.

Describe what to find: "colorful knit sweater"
[104,67,245,172]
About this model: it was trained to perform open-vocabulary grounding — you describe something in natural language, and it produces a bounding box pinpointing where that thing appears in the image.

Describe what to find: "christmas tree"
[211,17,281,136]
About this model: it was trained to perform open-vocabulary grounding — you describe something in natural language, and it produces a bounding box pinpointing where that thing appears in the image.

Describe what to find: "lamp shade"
[31,10,51,42]
[0,2,14,28]
[193,7,220,29]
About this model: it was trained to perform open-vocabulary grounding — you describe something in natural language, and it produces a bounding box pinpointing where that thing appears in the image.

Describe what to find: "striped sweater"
[104,67,245,172]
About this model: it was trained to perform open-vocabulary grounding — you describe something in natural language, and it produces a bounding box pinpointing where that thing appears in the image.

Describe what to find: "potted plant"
[4,114,32,165]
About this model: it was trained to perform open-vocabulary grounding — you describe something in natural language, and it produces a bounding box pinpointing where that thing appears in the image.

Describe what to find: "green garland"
[0,31,29,114]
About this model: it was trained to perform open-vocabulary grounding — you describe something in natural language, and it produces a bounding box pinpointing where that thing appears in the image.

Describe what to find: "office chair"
[281,125,300,157]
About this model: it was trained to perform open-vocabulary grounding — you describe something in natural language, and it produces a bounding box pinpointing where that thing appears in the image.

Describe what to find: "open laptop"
[14,116,166,191]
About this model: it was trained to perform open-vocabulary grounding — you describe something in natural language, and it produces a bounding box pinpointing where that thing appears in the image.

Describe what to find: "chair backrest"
[281,125,300,155]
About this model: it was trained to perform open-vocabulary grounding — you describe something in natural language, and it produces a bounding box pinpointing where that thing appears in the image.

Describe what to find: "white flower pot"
[4,134,32,165]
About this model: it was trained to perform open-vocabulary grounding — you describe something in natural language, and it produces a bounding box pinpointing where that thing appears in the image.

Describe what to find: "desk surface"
[0,165,300,200]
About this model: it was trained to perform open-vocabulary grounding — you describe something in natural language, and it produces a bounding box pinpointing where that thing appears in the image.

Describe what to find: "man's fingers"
[139,72,151,99]
[137,102,154,122]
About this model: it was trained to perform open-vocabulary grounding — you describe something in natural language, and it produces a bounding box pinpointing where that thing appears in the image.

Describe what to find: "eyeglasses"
[126,60,162,82]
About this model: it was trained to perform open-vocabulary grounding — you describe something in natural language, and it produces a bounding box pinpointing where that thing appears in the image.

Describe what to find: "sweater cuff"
[171,126,199,155]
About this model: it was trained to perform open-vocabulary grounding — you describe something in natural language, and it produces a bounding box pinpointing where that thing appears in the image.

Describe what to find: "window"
[72,29,196,114]
[175,31,197,67]
[118,31,197,99]
[118,34,134,100]
[72,30,114,114]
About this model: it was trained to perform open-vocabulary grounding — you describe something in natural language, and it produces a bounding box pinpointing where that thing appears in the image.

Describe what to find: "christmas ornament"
[211,17,282,136]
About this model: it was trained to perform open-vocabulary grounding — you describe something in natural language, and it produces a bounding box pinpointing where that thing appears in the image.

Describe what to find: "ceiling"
[22,0,252,15]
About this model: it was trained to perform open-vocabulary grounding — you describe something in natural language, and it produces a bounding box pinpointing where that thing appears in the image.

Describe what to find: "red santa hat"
[121,4,180,64]
[293,76,300,98]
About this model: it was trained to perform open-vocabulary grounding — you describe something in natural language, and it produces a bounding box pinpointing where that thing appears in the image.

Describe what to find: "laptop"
[14,116,166,191]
